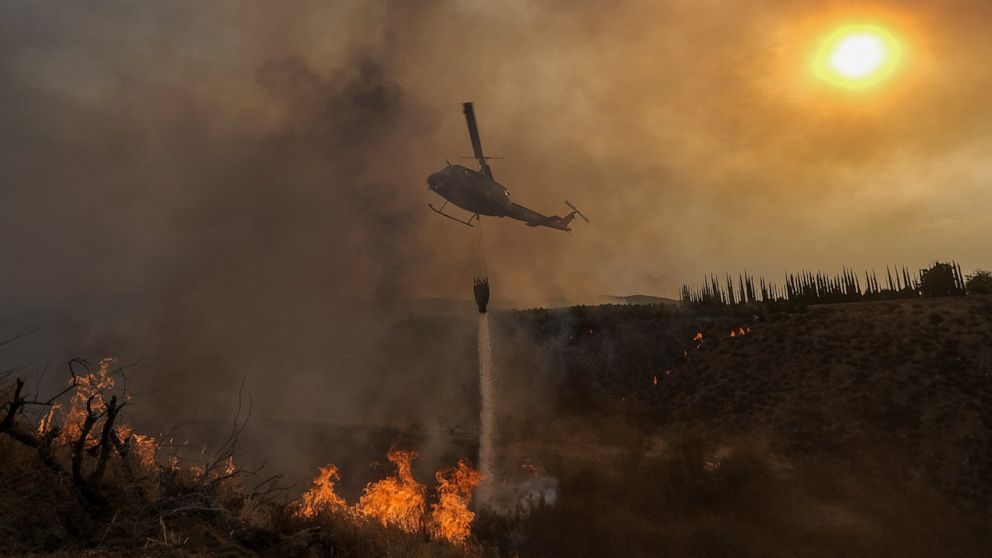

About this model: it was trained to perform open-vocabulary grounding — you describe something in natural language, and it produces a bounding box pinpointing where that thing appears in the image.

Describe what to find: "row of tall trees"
[681,261,975,307]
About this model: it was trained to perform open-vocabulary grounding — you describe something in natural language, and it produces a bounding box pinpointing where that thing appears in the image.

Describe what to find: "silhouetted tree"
[966,269,992,295]
[919,262,961,297]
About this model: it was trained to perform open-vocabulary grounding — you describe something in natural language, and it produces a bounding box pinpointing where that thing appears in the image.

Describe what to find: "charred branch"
[90,395,125,485]
[71,395,101,487]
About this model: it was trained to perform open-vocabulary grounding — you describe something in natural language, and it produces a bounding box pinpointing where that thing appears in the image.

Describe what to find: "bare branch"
[202,377,252,480]
[71,394,101,486]
[90,395,125,485]
[1,378,26,430]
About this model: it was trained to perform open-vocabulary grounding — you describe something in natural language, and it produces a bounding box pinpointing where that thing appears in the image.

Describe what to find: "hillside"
[481,295,992,556]
[653,296,992,508]
[3,295,990,557]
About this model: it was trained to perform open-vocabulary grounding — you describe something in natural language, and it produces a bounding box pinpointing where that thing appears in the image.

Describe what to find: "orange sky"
[2,1,990,420]
[3,1,989,303]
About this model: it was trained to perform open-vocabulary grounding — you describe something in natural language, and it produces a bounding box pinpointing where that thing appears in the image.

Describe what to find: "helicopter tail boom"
[509,201,588,231]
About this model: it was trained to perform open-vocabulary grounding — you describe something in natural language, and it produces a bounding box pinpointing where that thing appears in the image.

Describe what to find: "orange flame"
[356,449,426,532]
[296,451,483,545]
[729,325,751,338]
[58,358,117,446]
[652,375,658,385]
[33,356,165,490]
[298,464,348,518]
[429,460,481,545]
[693,331,703,342]
[114,426,160,470]
[37,403,61,435]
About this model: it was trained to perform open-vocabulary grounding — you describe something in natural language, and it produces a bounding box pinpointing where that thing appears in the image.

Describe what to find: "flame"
[356,449,426,532]
[37,403,61,435]
[29,355,169,500]
[298,464,348,518]
[296,451,483,545]
[429,460,481,545]
[115,425,160,470]
[131,434,159,469]
[729,325,751,338]
[39,358,160,471]
[652,375,658,385]
[692,331,703,342]
[58,358,117,446]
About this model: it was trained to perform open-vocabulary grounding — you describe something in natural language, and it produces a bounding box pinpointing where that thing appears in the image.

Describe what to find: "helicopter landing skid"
[429,201,478,227]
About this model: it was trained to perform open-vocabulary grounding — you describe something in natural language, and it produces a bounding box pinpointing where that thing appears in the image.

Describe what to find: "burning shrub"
[0,357,313,555]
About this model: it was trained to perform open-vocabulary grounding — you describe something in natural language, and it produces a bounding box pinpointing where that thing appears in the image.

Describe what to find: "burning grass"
[355,449,428,532]
[295,449,481,545]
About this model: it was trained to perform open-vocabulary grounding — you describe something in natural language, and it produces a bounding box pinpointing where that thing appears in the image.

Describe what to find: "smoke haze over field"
[2,1,991,422]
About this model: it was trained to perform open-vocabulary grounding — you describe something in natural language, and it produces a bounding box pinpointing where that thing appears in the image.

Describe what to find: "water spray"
[477,311,496,501]
[474,219,496,501]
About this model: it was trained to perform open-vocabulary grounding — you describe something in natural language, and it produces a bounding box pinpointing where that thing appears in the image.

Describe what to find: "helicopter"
[426,102,588,231]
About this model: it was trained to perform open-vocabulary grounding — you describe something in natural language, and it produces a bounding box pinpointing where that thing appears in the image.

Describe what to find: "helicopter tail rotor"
[565,201,589,223]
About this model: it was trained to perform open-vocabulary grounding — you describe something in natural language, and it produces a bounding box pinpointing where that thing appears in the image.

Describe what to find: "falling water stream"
[477,312,496,501]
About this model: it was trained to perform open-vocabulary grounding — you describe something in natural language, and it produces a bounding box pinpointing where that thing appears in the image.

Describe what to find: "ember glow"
[693,331,704,350]
[729,326,751,338]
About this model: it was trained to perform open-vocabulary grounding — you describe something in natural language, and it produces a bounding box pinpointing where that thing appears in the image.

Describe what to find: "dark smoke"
[0,2,453,428]
[1,0,990,454]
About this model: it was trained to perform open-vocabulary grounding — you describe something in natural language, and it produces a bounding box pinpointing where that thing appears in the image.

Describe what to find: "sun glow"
[814,24,902,89]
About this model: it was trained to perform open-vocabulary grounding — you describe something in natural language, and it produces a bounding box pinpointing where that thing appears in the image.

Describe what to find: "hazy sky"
[1,1,989,421]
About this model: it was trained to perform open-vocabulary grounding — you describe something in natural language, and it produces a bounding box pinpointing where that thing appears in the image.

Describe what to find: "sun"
[831,34,885,78]
[813,24,902,89]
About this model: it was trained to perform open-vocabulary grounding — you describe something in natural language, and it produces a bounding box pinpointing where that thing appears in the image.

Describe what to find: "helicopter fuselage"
[427,164,512,217]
